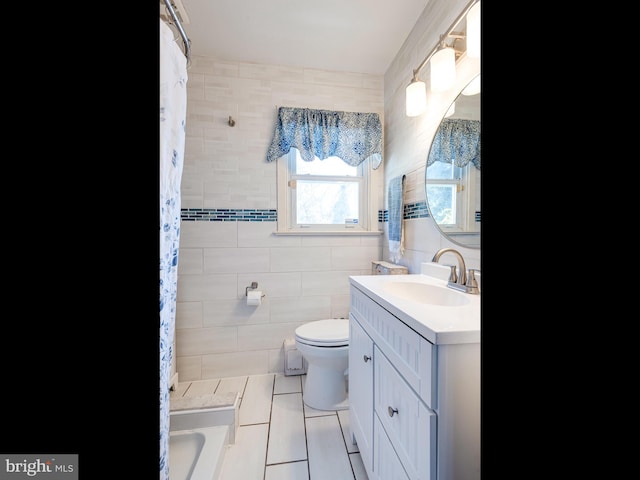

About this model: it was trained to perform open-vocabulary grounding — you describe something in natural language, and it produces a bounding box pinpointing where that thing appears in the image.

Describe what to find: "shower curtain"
[159,18,188,480]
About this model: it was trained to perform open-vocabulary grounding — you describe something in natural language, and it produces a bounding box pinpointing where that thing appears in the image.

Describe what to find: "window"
[276,148,377,234]
[425,161,480,233]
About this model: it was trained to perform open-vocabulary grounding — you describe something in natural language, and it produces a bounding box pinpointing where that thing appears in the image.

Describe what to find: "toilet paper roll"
[247,290,263,306]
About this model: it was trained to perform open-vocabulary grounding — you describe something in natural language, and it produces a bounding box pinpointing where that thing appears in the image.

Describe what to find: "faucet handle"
[446,264,457,284]
[466,269,479,288]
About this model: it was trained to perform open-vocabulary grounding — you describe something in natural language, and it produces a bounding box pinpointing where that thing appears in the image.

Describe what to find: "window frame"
[275,149,379,235]
[425,162,479,234]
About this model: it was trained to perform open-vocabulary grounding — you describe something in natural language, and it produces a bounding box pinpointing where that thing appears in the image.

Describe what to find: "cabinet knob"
[363,355,371,362]
[388,406,398,417]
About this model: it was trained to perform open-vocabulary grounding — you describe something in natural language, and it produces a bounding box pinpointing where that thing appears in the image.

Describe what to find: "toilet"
[294,319,350,411]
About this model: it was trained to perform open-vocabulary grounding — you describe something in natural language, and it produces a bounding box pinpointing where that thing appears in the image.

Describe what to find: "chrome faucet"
[431,248,480,294]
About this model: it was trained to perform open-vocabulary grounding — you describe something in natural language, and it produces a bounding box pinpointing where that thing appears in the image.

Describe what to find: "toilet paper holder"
[245,281,264,297]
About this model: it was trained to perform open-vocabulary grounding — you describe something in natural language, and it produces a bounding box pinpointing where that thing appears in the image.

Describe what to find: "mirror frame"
[425,70,480,250]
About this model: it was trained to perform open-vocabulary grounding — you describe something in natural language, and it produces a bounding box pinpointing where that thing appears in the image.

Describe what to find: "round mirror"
[425,74,481,249]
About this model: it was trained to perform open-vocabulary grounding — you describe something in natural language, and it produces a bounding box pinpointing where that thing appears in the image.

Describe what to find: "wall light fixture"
[404,0,480,116]
[406,77,427,117]
[430,40,456,93]
[466,2,481,58]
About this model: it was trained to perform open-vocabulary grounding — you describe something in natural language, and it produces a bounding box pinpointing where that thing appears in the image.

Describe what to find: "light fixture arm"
[410,0,479,81]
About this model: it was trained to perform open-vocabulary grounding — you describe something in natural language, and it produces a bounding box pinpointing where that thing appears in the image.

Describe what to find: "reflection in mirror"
[425,74,480,249]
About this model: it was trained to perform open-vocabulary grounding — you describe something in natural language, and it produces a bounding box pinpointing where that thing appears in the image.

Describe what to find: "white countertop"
[349,273,480,345]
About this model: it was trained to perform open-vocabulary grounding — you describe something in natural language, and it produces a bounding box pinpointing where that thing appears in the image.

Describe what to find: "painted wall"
[176,0,481,381]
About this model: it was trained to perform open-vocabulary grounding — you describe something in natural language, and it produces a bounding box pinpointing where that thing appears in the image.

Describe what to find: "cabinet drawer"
[350,285,437,408]
[375,346,436,480]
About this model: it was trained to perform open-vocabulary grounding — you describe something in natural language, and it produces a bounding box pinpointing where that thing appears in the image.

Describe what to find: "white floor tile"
[274,374,302,394]
[213,374,365,480]
[350,452,369,480]
[265,460,309,480]
[306,415,355,480]
[338,409,359,454]
[304,404,337,418]
[218,423,268,480]
[266,393,307,464]
[239,374,274,425]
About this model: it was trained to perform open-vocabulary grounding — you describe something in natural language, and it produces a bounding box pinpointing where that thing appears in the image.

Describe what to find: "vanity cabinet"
[349,315,374,473]
[349,281,480,480]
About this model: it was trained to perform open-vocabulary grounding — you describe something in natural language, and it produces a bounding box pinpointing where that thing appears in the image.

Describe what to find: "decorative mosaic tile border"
[178,203,485,223]
[380,201,431,222]
[181,204,434,222]
[404,201,430,219]
[181,208,277,221]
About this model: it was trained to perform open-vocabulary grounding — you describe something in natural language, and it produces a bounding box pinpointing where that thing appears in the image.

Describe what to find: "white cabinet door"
[375,346,436,480]
[349,313,374,477]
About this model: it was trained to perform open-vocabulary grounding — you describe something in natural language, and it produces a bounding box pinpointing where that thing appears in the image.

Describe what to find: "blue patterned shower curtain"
[159,18,187,480]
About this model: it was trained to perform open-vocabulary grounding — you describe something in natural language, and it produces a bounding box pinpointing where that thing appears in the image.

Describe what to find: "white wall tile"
[179,221,237,248]
[202,351,271,379]
[270,246,332,272]
[236,272,302,298]
[202,298,270,327]
[203,247,271,273]
[301,270,360,296]
[269,296,332,323]
[177,248,203,274]
[331,246,382,270]
[237,322,301,350]
[176,326,238,356]
[331,294,351,319]
[175,302,203,329]
[237,221,300,248]
[177,274,238,302]
[175,355,201,382]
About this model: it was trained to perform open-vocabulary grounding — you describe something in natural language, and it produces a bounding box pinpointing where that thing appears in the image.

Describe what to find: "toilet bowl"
[295,319,350,411]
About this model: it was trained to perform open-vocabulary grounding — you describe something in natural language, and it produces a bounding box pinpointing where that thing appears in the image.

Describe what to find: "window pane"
[296,180,359,224]
[295,154,357,176]
[426,184,457,224]
[427,161,462,180]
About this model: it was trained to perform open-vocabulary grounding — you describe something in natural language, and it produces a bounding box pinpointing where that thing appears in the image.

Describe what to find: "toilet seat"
[295,319,349,347]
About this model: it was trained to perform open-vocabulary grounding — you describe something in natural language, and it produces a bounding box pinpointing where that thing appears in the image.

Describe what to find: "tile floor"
[171,373,369,480]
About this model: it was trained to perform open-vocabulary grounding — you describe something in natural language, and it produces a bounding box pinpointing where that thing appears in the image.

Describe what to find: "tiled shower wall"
[176,60,386,381]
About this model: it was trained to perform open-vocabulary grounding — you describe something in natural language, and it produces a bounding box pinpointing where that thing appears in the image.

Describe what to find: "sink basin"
[382,282,471,306]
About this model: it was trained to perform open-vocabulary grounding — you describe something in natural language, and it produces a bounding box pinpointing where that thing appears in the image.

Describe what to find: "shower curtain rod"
[161,0,191,67]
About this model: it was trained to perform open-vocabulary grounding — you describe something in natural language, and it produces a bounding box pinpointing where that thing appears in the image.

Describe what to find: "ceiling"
[163,0,431,75]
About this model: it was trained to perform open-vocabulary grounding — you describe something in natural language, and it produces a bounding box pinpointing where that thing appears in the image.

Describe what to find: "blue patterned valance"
[266,107,383,167]
[427,118,481,169]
